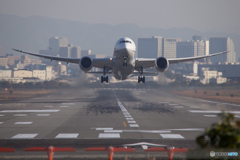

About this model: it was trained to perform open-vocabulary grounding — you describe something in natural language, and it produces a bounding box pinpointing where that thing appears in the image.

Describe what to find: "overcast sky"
[0,0,239,32]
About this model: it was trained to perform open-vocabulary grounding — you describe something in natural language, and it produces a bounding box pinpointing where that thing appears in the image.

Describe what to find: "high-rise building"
[209,37,236,63]
[162,38,181,58]
[59,44,81,58]
[177,40,209,59]
[81,50,91,57]
[40,37,68,57]
[138,36,163,58]
[0,47,3,57]
[71,46,81,58]
[192,35,201,41]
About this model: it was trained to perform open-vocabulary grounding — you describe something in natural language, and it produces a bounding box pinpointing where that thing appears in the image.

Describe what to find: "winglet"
[12,48,23,52]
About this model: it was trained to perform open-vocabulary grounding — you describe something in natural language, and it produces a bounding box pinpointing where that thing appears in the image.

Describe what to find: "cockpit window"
[119,40,132,44]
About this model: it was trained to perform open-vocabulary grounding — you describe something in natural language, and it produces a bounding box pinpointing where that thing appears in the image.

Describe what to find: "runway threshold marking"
[12,134,38,139]
[123,122,127,127]
[98,133,120,138]
[0,110,60,113]
[160,134,184,139]
[0,122,3,124]
[189,110,240,114]
[55,133,79,138]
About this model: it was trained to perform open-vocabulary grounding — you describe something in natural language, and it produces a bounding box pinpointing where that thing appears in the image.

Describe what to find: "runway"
[0,87,240,158]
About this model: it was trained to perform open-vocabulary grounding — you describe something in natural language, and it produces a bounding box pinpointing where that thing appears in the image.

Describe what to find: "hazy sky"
[0,0,239,32]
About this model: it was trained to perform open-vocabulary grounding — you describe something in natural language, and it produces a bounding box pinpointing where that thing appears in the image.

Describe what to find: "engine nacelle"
[79,57,93,72]
[155,57,169,72]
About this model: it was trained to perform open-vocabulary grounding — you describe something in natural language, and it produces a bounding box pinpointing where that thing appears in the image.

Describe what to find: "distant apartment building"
[81,50,91,57]
[138,36,180,58]
[0,70,12,79]
[201,68,227,84]
[0,58,8,66]
[46,66,53,81]
[6,56,21,65]
[14,70,33,78]
[138,36,163,58]
[162,38,181,58]
[33,70,46,80]
[59,44,81,58]
[192,35,201,41]
[0,47,3,56]
[177,40,209,58]
[209,37,236,63]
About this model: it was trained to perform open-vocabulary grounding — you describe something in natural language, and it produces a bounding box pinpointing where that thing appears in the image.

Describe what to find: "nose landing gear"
[123,56,128,66]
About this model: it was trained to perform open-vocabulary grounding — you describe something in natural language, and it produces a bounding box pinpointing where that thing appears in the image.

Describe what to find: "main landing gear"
[101,76,108,83]
[101,66,110,83]
[136,66,145,83]
[138,76,145,83]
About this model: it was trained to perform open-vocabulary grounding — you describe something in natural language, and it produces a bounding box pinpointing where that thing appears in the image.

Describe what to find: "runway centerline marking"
[113,90,139,128]
[0,110,60,113]
[12,134,38,139]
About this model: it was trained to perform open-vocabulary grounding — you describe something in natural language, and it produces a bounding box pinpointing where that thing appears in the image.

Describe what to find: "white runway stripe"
[189,110,240,114]
[98,133,120,138]
[160,134,184,139]
[0,115,4,116]
[129,124,139,127]
[37,114,50,116]
[0,110,60,113]
[14,114,27,116]
[104,130,123,133]
[55,133,79,138]
[167,128,204,131]
[126,118,134,120]
[127,121,136,123]
[0,122,3,124]
[15,122,32,124]
[204,115,217,117]
[12,134,38,139]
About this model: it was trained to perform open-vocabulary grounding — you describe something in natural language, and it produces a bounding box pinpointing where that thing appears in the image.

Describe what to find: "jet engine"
[155,57,169,72]
[79,57,93,72]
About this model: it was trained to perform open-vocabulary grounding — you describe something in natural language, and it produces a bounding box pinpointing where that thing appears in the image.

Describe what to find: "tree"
[196,112,240,149]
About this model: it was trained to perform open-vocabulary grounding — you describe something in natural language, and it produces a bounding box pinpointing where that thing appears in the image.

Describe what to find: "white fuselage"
[112,37,136,80]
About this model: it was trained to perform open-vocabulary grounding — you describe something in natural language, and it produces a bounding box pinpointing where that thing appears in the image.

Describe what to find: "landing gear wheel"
[101,76,108,83]
[138,76,145,83]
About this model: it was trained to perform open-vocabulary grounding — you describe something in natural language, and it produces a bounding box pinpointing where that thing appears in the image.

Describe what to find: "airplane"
[12,37,228,83]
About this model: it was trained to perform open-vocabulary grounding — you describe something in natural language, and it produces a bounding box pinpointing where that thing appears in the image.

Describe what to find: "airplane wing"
[12,48,112,69]
[135,51,228,69]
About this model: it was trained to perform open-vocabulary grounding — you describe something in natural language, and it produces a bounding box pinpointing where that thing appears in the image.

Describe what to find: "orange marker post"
[23,146,76,160]
[144,147,189,160]
[84,146,136,160]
